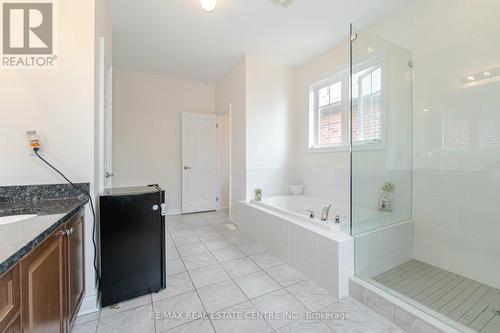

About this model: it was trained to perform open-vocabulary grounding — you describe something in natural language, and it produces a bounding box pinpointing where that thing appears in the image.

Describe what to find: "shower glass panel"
[350,1,500,332]
[350,25,412,237]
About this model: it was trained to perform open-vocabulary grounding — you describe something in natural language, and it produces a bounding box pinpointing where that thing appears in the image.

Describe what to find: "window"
[352,66,383,144]
[308,63,385,151]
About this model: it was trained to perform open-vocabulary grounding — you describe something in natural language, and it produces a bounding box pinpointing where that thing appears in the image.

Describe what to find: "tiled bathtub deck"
[373,260,500,333]
[73,210,404,333]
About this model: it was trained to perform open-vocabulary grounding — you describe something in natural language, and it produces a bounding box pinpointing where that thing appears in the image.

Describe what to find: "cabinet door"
[20,226,66,333]
[2,316,21,333]
[66,211,85,327]
[0,265,20,333]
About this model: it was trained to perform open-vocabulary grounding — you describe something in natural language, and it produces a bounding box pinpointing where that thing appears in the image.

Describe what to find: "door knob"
[183,166,191,170]
[105,172,114,178]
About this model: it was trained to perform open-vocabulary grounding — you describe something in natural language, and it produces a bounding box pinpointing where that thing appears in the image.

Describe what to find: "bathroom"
[1,0,499,332]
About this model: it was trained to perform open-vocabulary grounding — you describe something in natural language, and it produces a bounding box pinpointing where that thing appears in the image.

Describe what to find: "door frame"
[98,37,113,192]
[216,105,231,213]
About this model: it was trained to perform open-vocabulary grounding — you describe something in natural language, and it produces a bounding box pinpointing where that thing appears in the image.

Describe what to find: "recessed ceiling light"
[200,0,216,12]
[367,47,374,53]
[483,71,491,77]
[467,75,475,81]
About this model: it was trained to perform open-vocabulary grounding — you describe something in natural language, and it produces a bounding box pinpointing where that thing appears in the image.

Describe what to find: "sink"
[0,214,37,226]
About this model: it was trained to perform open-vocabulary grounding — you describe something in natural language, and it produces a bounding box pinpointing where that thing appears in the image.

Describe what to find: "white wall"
[245,55,297,199]
[294,43,351,204]
[0,0,100,314]
[0,0,94,186]
[0,0,101,312]
[215,58,247,223]
[112,69,215,215]
[365,0,500,289]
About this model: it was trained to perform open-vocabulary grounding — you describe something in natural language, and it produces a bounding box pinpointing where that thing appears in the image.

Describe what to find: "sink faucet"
[321,204,331,221]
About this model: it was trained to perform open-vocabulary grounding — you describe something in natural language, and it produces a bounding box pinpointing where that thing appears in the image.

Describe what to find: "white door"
[182,113,217,213]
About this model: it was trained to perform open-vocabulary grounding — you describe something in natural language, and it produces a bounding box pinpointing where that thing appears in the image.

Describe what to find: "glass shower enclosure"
[349,1,500,332]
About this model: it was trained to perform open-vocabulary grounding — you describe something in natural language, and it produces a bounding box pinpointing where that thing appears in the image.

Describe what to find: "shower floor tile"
[373,260,500,332]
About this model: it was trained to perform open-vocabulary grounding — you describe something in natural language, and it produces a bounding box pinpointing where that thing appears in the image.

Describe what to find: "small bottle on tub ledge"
[254,188,262,201]
[378,182,395,212]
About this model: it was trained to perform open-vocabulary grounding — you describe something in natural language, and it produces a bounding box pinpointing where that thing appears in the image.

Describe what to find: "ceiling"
[108,0,387,83]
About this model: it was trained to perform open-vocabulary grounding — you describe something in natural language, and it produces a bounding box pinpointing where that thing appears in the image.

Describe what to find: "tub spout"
[321,204,331,221]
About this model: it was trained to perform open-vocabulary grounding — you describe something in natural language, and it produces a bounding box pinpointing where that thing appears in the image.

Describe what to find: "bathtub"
[251,195,350,233]
[239,195,354,299]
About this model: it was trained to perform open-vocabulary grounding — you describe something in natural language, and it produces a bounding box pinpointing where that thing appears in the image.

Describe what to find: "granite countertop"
[0,196,88,276]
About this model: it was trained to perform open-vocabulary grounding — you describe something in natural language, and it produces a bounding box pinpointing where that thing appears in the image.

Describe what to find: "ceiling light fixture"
[200,0,216,12]
[461,67,500,84]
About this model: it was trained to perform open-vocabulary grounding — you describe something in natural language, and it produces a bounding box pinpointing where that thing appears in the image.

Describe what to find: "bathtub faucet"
[321,204,332,221]
[306,210,315,218]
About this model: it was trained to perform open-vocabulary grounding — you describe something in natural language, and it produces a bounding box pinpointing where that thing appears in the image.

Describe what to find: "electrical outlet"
[26,130,44,156]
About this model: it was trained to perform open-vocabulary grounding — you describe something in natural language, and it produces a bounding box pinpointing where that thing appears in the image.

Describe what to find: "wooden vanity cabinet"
[65,211,85,329]
[2,316,20,333]
[6,208,86,333]
[0,265,20,333]
[20,225,66,333]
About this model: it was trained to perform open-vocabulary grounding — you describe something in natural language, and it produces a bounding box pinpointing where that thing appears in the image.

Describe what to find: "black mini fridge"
[99,185,166,307]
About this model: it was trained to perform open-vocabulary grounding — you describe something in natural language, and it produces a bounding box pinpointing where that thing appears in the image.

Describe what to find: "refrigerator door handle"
[160,203,167,216]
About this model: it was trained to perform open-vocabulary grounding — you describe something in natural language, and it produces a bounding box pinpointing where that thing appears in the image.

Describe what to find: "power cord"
[33,148,101,289]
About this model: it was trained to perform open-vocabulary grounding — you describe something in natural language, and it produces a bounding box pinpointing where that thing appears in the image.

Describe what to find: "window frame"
[308,71,350,152]
[306,53,387,153]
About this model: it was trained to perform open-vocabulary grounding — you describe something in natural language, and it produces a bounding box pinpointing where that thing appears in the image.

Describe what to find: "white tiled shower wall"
[366,0,500,290]
[246,165,350,204]
[354,220,415,278]
[413,169,500,289]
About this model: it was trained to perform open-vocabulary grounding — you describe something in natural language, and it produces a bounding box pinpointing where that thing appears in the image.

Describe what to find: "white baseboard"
[78,292,99,316]
[168,205,229,216]
[167,206,182,216]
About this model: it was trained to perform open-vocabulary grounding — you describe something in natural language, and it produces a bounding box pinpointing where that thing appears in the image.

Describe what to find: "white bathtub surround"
[239,196,354,299]
[252,195,350,233]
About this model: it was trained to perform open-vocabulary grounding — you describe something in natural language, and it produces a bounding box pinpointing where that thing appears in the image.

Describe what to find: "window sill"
[352,143,387,152]
[306,145,349,153]
[306,143,387,153]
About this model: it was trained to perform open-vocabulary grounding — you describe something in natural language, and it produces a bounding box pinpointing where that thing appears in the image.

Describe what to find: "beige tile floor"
[73,210,405,333]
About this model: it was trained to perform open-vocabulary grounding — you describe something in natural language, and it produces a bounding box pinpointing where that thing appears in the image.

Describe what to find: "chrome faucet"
[321,204,331,221]
[306,210,315,218]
